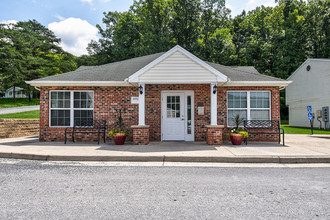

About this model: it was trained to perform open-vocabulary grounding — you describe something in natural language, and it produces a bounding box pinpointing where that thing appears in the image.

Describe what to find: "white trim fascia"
[26,81,132,87]
[138,80,223,84]
[222,81,292,87]
[287,58,330,80]
[287,59,309,80]
[128,45,228,83]
[306,58,330,62]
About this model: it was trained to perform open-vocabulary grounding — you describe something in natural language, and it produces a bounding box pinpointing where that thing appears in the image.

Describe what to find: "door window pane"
[187,96,192,134]
[166,95,180,118]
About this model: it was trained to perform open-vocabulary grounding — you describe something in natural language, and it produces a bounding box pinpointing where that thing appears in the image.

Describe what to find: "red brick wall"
[39,86,138,142]
[219,86,281,142]
[39,85,281,143]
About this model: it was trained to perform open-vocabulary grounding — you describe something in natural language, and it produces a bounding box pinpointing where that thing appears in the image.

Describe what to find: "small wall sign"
[307,105,312,113]
[198,106,204,115]
[131,96,139,104]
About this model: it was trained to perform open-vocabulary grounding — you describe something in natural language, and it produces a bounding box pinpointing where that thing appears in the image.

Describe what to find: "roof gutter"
[26,81,133,87]
[222,81,292,88]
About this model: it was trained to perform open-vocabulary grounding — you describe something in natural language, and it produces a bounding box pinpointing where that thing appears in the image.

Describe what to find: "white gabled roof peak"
[128,45,228,83]
[287,58,330,80]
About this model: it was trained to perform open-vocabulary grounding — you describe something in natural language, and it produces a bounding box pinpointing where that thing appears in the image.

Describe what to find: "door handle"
[181,115,184,120]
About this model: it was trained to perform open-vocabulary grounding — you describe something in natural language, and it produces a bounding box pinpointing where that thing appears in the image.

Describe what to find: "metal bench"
[243,120,284,146]
[65,120,107,144]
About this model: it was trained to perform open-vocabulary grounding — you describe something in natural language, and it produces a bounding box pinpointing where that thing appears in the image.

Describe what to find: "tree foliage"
[84,0,329,80]
[0,20,77,100]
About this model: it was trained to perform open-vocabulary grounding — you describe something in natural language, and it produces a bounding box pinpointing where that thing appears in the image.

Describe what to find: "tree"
[305,0,330,58]
[86,0,231,64]
[0,20,77,101]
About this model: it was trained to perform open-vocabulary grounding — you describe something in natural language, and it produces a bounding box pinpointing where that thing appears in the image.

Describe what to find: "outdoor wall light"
[213,84,218,94]
[139,85,143,95]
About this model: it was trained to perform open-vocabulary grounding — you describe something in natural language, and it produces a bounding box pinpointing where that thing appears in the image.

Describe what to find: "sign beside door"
[161,91,194,141]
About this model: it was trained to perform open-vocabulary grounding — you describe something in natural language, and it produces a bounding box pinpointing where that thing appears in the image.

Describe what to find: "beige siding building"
[286,59,330,127]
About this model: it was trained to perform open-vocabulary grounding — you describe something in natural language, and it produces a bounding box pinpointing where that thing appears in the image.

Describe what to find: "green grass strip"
[0,110,40,119]
[0,98,40,109]
[281,124,330,135]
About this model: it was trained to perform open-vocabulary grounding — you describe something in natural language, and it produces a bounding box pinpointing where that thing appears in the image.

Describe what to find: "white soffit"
[128,45,228,83]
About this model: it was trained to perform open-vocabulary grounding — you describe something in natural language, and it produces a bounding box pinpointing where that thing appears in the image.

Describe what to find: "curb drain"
[162,155,166,166]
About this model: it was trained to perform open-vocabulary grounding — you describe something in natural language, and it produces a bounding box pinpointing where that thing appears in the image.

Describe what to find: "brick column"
[131,125,150,145]
[206,125,224,145]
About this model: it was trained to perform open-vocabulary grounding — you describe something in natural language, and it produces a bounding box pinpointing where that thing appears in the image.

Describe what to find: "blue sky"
[1,0,277,56]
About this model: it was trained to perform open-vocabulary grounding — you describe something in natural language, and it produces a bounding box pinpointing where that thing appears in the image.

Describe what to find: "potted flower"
[108,129,130,145]
[228,114,248,145]
[108,110,130,145]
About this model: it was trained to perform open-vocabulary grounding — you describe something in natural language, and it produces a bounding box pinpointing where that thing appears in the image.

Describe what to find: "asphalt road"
[0,159,329,220]
[0,105,40,115]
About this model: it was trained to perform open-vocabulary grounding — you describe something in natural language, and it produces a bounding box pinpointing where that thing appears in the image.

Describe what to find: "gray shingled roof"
[33,52,165,82]
[32,51,285,82]
[205,62,286,81]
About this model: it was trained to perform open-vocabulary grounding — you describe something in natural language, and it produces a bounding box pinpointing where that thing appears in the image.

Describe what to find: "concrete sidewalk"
[0,105,40,115]
[0,134,329,163]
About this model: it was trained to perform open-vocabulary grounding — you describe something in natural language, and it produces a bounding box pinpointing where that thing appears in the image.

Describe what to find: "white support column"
[138,83,145,126]
[210,83,217,125]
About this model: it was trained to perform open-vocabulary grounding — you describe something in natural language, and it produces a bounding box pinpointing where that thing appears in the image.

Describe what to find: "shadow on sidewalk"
[96,141,219,153]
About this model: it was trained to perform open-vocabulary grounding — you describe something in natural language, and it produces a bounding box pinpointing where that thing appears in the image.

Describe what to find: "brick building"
[27,45,290,145]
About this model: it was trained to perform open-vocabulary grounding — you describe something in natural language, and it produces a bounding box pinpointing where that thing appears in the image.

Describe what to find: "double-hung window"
[227,91,270,126]
[50,91,94,127]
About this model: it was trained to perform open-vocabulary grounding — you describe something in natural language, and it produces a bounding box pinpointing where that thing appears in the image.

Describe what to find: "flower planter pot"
[230,133,243,145]
[113,134,126,145]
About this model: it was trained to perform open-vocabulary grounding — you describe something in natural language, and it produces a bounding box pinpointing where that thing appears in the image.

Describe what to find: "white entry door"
[162,91,194,141]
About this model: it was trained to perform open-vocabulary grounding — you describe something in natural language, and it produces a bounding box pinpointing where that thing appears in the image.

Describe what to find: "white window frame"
[49,90,94,127]
[227,90,271,127]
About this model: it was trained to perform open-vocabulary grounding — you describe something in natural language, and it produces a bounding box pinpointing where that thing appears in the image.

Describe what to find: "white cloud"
[54,14,65,21]
[81,0,93,3]
[0,20,18,25]
[0,20,18,30]
[246,0,277,11]
[48,17,99,56]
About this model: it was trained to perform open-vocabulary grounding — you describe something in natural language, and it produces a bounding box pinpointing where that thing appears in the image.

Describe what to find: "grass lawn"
[0,110,40,119]
[0,98,39,109]
[281,124,330,135]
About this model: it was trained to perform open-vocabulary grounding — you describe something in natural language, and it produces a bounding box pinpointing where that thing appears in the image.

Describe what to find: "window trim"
[227,90,271,127]
[49,90,94,127]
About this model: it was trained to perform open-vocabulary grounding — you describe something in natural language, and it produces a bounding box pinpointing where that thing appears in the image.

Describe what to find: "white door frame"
[161,90,194,141]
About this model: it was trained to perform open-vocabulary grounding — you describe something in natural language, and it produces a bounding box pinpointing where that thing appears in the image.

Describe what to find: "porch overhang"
[127,45,228,84]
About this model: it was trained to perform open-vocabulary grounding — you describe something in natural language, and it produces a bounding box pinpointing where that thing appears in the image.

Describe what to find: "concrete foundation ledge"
[1,152,330,163]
